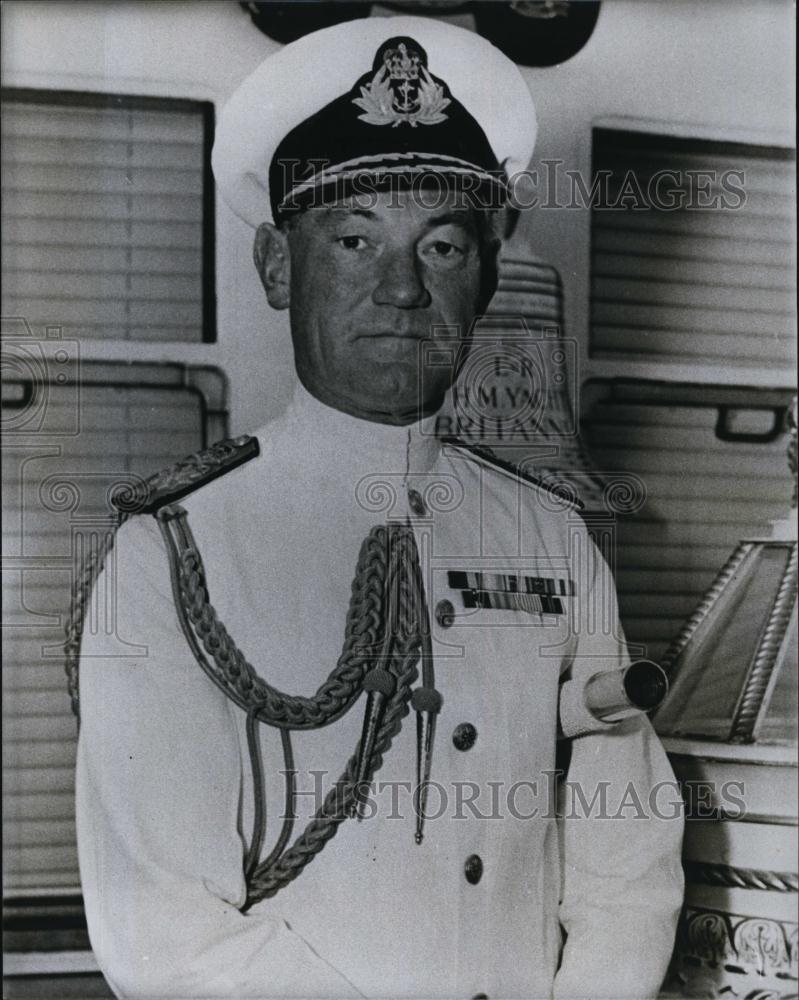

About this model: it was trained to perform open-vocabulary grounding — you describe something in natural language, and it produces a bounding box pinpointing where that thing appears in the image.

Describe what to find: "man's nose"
[372,248,431,309]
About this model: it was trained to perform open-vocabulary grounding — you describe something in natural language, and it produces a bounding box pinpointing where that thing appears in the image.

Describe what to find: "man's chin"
[296,366,449,425]
[349,391,446,426]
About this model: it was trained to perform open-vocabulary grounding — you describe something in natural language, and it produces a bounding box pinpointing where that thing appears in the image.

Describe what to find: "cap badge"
[353,40,451,128]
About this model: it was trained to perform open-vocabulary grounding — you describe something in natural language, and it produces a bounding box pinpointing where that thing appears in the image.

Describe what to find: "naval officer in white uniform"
[74,15,684,999]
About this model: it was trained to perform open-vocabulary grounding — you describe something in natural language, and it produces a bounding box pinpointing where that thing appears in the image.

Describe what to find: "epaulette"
[113,435,261,515]
[440,436,584,511]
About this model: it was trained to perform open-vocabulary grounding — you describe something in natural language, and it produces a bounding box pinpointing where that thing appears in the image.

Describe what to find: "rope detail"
[157,508,429,908]
[729,541,798,743]
[684,860,799,893]
[65,500,432,910]
[658,542,754,679]
[64,513,129,722]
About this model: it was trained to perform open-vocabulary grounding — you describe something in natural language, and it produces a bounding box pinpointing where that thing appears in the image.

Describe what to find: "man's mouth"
[354,333,429,359]
[356,330,429,340]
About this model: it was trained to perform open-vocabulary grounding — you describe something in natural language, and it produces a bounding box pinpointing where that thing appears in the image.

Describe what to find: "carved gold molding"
[669,904,798,994]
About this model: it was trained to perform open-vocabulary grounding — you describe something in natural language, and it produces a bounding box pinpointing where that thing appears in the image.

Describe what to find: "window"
[587,129,797,662]
[590,129,795,370]
[2,357,227,924]
[2,89,215,343]
[1,90,221,967]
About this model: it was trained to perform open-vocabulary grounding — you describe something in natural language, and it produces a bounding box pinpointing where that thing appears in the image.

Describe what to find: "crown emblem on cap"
[385,42,421,81]
[353,38,451,128]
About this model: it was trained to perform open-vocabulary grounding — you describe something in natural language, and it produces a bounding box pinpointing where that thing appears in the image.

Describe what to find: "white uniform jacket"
[76,384,684,1000]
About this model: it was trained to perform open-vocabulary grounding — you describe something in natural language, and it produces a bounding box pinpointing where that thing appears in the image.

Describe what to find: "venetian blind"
[1,90,214,343]
[590,129,796,370]
[2,362,224,894]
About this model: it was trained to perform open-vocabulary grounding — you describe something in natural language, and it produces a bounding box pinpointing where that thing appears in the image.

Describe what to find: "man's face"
[268,189,497,425]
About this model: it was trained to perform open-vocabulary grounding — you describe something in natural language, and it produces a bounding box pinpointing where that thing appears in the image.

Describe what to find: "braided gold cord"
[64,512,129,721]
[247,644,420,903]
[163,515,428,907]
[174,524,402,730]
[66,503,428,908]
[246,530,425,903]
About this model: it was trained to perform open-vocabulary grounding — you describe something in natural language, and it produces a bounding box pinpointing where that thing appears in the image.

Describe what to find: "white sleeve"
[552,525,684,1000]
[76,517,363,1000]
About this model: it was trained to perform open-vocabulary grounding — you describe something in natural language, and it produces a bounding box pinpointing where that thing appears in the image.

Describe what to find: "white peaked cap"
[212,15,537,226]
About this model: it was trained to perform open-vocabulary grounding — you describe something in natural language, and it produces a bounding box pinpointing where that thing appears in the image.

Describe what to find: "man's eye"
[426,241,463,258]
[337,235,369,250]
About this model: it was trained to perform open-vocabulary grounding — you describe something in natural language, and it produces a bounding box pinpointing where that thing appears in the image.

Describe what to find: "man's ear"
[502,206,521,242]
[253,222,291,310]
[477,235,502,314]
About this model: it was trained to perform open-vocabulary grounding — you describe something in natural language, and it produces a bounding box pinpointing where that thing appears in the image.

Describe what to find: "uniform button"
[452,722,477,751]
[407,488,426,516]
[473,994,489,999]
[464,854,483,885]
[435,599,455,628]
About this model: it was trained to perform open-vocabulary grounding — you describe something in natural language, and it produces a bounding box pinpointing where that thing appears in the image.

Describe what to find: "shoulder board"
[114,435,260,515]
[440,437,584,511]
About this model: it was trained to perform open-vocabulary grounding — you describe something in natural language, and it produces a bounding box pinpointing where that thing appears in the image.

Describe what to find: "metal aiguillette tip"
[410,686,443,845]
[352,669,395,821]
